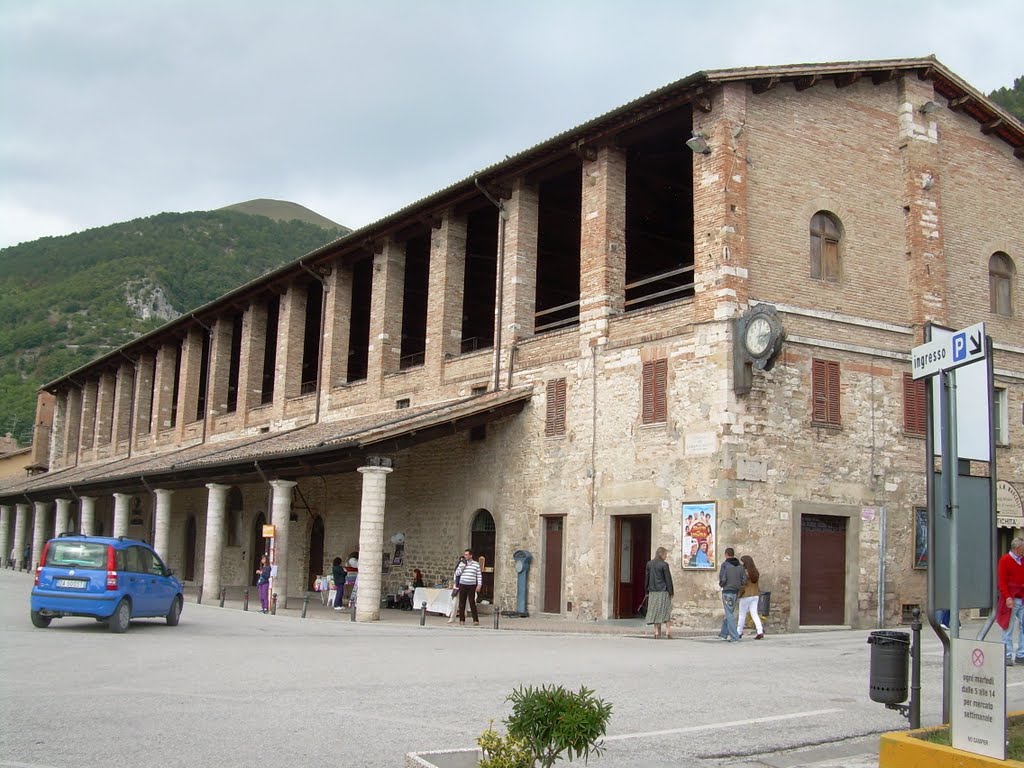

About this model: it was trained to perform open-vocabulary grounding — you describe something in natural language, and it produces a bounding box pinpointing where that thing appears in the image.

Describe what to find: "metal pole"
[350,595,356,622]
[947,369,960,643]
[243,588,249,612]
[420,602,427,626]
[219,587,226,608]
[301,594,309,619]
[910,608,922,729]
[271,592,278,616]
[493,603,500,630]
[197,585,203,605]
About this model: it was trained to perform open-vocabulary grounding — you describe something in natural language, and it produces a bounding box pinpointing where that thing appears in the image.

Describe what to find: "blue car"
[30,533,184,633]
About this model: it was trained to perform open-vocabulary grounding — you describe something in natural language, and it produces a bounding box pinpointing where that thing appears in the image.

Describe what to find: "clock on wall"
[739,304,785,370]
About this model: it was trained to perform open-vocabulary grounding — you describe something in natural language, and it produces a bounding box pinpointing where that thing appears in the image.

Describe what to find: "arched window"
[810,211,842,282]
[990,252,1015,316]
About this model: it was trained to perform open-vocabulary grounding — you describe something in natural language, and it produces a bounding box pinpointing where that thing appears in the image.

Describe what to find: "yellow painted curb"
[880,711,1024,768]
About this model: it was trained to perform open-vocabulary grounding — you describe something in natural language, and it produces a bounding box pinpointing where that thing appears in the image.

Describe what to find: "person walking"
[454,548,482,626]
[255,555,271,614]
[718,547,747,642]
[331,556,346,611]
[737,554,764,640]
[645,546,674,639]
[997,537,1024,665]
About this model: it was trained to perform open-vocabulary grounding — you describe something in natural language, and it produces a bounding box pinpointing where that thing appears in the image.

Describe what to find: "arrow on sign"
[969,330,983,356]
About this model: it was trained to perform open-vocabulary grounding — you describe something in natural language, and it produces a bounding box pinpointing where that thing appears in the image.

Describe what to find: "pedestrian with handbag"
[645,546,674,639]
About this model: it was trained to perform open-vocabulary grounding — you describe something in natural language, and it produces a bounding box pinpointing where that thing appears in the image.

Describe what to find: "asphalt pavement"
[2,568,1017,768]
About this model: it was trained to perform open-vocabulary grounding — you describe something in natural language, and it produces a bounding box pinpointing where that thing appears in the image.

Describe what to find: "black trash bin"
[757,591,771,617]
[867,630,910,704]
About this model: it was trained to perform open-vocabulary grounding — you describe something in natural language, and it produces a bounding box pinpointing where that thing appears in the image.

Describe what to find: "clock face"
[744,316,773,357]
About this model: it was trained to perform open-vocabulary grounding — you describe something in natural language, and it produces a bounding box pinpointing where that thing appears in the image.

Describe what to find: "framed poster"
[682,501,717,569]
[913,506,928,569]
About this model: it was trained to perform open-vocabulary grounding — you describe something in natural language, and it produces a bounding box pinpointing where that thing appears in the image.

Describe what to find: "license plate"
[55,578,87,589]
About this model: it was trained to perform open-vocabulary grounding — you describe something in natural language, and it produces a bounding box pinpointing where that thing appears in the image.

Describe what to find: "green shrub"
[479,684,613,768]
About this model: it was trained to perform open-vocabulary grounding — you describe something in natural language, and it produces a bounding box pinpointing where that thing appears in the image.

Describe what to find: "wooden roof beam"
[751,77,779,95]
[981,117,1005,135]
[794,74,821,91]
[948,95,972,111]
[833,72,861,88]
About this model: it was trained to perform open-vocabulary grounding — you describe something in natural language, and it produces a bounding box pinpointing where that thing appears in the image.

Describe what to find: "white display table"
[413,587,454,616]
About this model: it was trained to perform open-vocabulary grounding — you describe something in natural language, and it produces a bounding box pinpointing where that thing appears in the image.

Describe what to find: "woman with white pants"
[738,554,764,639]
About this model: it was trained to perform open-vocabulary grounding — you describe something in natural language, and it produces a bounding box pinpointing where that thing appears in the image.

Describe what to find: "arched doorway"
[183,515,197,582]
[307,515,325,590]
[250,512,267,586]
[470,509,496,601]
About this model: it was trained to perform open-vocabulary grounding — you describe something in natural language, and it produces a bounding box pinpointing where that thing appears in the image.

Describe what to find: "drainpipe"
[298,260,328,423]
[475,178,507,393]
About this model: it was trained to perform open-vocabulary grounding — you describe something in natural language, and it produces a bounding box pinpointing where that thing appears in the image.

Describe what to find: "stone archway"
[307,515,325,590]
[250,512,267,586]
[470,509,496,601]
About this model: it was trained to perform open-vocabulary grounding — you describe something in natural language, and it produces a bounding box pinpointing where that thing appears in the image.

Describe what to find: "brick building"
[1,57,1021,631]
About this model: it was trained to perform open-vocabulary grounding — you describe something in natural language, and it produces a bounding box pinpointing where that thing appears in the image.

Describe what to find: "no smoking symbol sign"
[972,648,986,667]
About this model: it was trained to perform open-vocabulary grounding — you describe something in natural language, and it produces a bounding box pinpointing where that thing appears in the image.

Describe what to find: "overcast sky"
[1,0,1020,250]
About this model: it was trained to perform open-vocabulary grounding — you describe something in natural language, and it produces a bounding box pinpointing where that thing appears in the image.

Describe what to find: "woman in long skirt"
[645,547,674,639]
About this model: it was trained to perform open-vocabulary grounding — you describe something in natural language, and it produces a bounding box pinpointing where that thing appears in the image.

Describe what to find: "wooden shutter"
[823,237,839,281]
[545,378,566,436]
[642,359,668,424]
[903,373,926,435]
[812,359,841,426]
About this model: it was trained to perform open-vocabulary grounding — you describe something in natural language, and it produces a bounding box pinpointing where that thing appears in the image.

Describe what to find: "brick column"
[269,480,297,608]
[63,386,83,465]
[78,379,98,453]
[153,488,174,563]
[692,82,750,323]
[152,341,179,433]
[322,263,352,396]
[275,282,306,413]
[202,483,230,603]
[898,75,948,333]
[79,496,96,537]
[425,211,467,381]
[54,498,72,538]
[367,242,405,394]
[355,461,393,622]
[32,501,50,569]
[578,145,626,347]
[133,353,156,439]
[177,327,205,438]
[111,362,135,448]
[13,503,29,570]
[0,505,11,568]
[502,179,540,341]
[239,302,266,423]
[207,315,233,419]
[50,392,67,468]
[94,370,116,447]
[112,492,131,539]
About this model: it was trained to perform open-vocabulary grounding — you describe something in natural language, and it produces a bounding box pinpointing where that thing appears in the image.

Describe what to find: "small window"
[903,373,927,436]
[811,359,841,426]
[810,211,842,282]
[990,252,1015,316]
[545,379,567,437]
[642,359,668,425]
[994,387,1008,445]
[396,398,410,410]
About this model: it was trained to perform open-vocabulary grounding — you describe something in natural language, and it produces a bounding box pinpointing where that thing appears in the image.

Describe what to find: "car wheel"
[166,596,182,626]
[31,610,51,628]
[109,599,131,633]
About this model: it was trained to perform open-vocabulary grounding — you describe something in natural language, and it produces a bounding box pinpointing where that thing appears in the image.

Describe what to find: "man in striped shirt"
[454,548,482,626]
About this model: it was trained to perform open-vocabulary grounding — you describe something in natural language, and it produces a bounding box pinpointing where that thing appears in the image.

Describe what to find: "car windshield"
[46,541,108,570]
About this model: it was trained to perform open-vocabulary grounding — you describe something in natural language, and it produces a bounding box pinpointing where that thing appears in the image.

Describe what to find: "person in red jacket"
[997,537,1024,666]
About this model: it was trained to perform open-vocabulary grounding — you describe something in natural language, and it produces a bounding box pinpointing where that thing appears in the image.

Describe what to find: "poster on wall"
[913,506,928,569]
[682,501,717,569]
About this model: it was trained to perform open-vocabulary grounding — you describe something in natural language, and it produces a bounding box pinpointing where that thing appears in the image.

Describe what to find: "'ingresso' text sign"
[911,322,986,380]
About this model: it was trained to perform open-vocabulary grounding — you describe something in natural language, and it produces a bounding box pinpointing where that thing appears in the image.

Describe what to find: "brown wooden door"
[800,514,847,625]
[543,517,563,613]
[613,515,651,618]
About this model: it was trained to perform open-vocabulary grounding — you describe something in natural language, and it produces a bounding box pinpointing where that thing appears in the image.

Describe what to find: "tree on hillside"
[989,76,1024,122]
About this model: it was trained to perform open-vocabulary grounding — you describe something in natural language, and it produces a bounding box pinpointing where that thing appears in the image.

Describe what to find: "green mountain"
[0,205,350,446]
[989,76,1024,122]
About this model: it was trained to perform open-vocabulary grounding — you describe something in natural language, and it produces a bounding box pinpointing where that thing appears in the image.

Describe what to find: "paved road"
[1,568,1017,767]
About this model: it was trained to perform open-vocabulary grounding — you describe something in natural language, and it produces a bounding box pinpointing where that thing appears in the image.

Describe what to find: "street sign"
[911,322,985,380]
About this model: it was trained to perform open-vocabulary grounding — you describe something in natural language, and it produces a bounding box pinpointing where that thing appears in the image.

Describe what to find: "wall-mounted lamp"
[918,101,940,115]
[685,131,712,155]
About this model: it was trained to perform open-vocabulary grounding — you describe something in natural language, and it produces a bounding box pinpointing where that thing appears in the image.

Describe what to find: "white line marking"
[603,708,845,742]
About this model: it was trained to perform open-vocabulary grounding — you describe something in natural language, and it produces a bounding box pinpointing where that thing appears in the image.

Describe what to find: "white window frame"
[993,387,1009,446]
